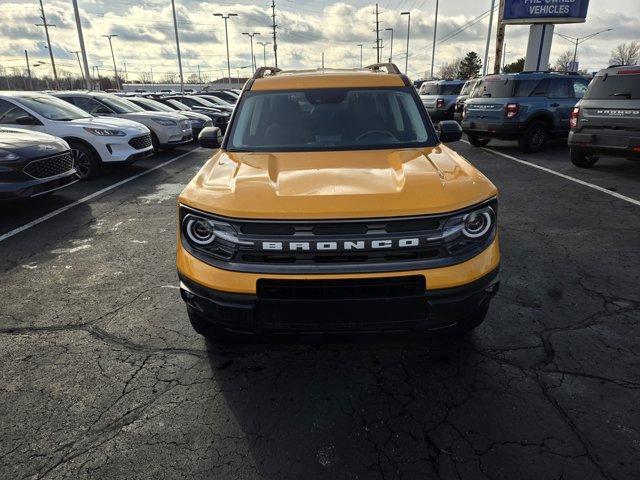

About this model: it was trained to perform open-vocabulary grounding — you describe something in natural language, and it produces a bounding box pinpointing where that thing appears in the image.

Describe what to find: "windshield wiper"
[612,92,632,99]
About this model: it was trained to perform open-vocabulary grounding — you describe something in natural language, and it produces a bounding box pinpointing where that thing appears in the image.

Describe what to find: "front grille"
[257,276,426,300]
[23,151,74,179]
[128,134,152,150]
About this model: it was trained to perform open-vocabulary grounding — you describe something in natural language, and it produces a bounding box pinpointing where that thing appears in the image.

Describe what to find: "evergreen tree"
[503,57,525,74]
[458,52,482,79]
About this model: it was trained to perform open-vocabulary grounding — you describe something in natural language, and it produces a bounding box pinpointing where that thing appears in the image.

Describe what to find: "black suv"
[568,65,640,167]
[463,72,590,152]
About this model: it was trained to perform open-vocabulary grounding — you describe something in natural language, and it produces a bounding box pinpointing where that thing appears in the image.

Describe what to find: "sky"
[0,0,638,83]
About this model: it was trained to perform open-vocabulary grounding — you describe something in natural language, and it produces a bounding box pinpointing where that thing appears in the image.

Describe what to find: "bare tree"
[186,73,200,84]
[554,50,575,72]
[436,59,462,80]
[609,42,640,66]
[161,73,178,83]
[139,71,154,83]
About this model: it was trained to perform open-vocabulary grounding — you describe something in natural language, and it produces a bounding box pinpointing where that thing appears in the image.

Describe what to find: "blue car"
[462,72,590,152]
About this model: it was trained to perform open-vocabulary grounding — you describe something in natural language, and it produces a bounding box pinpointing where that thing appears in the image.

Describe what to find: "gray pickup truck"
[568,65,640,168]
[419,80,465,121]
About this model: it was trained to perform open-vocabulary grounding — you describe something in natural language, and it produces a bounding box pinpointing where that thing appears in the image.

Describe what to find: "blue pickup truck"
[462,72,590,152]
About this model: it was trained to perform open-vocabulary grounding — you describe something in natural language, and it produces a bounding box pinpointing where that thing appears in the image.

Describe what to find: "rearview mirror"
[198,126,222,149]
[436,121,462,143]
[15,115,40,126]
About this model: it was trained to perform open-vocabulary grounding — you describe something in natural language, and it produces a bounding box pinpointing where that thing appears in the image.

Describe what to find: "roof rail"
[253,66,282,79]
[365,63,402,74]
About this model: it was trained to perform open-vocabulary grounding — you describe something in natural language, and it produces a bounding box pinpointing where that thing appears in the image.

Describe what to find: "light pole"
[102,34,120,90]
[171,0,184,94]
[430,0,439,79]
[357,43,363,68]
[72,0,91,90]
[385,28,394,62]
[242,32,260,72]
[214,13,238,86]
[483,0,496,76]
[70,50,85,83]
[257,41,271,66]
[400,11,410,75]
[555,28,613,69]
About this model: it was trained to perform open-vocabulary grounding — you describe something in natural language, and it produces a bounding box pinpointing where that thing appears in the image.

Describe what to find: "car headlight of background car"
[0,149,20,161]
[152,118,178,126]
[83,127,126,136]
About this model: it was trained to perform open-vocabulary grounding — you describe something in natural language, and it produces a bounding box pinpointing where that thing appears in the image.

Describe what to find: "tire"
[570,148,599,168]
[518,120,549,153]
[150,132,161,152]
[68,141,100,180]
[187,307,239,344]
[467,134,491,147]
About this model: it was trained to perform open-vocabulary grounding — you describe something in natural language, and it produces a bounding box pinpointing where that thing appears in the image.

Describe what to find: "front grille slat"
[128,134,152,150]
[22,151,74,179]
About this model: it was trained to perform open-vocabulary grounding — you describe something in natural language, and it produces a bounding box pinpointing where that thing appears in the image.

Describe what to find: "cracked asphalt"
[1,140,639,480]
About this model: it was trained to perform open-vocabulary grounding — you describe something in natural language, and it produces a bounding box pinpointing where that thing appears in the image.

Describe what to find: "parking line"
[0,148,202,244]
[461,141,640,207]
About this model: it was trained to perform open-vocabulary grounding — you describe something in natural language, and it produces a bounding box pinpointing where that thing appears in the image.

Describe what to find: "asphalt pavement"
[1,140,638,480]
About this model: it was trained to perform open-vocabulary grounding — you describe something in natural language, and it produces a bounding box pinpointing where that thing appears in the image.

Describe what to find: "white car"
[53,92,193,151]
[0,92,154,179]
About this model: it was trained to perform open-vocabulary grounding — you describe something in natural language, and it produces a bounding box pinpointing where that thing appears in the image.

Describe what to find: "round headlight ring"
[462,210,493,238]
[186,217,216,245]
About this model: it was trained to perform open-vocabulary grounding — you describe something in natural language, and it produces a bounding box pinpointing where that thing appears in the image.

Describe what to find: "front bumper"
[180,267,499,334]
[177,238,500,334]
[0,171,78,201]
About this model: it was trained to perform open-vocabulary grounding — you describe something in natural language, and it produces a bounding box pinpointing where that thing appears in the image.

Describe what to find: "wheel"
[68,141,100,180]
[570,148,599,168]
[518,120,548,153]
[187,307,239,344]
[467,134,491,147]
[150,132,161,152]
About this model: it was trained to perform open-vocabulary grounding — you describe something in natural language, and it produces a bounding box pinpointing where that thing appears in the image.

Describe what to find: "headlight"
[440,202,496,256]
[0,149,19,161]
[83,127,126,136]
[152,118,178,126]
[182,212,241,260]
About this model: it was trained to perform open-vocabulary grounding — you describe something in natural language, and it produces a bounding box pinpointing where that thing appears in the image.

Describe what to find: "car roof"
[483,72,587,81]
[423,79,465,85]
[250,65,407,91]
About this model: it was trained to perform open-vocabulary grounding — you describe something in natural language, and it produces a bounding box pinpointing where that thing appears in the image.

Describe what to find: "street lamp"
[555,28,613,68]
[242,32,260,72]
[213,13,238,86]
[257,41,271,66]
[101,34,120,90]
[400,11,410,75]
[385,28,394,63]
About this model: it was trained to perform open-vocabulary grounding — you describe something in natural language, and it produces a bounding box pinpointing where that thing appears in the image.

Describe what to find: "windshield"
[166,99,191,111]
[98,96,144,114]
[585,75,640,100]
[200,95,232,106]
[227,87,434,152]
[17,95,92,121]
[132,97,174,112]
[188,97,217,107]
[420,83,463,96]
[460,80,477,96]
[471,78,542,98]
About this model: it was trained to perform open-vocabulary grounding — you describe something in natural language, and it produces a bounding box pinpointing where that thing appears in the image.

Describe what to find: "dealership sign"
[503,0,590,24]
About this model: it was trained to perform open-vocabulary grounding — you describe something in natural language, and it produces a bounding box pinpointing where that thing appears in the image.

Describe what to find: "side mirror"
[436,121,462,143]
[198,126,222,149]
[15,115,40,126]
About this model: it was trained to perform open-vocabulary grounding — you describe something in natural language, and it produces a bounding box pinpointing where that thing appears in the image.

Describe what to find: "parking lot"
[1,139,638,479]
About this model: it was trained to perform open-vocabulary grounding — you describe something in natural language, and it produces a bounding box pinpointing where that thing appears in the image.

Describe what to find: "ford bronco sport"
[463,72,590,152]
[568,65,640,167]
[177,64,500,339]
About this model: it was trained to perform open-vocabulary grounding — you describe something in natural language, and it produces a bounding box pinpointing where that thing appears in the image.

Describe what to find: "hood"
[180,111,211,122]
[0,128,69,155]
[179,147,497,219]
[119,111,188,123]
[68,116,150,133]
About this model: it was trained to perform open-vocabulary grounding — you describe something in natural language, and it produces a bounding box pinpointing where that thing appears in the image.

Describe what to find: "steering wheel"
[355,130,396,142]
